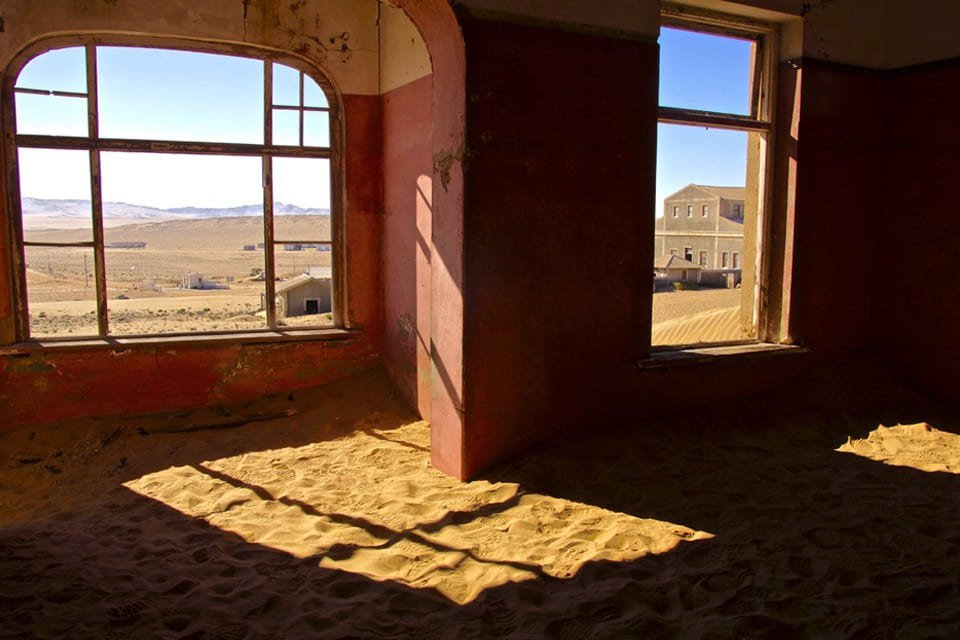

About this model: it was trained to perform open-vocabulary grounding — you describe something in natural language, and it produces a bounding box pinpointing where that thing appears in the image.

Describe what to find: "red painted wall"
[382,75,433,419]
[0,95,383,428]
[789,61,883,355]
[872,61,960,403]
[459,18,659,476]
[454,19,899,478]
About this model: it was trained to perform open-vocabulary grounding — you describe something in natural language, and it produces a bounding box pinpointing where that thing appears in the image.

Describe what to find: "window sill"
[637,341,807,370]
[0,327,362,355]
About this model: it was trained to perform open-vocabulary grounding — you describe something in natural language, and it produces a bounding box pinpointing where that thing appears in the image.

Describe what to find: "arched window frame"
[2,35,346,342]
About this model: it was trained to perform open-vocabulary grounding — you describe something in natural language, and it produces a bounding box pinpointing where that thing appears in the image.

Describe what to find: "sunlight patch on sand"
[837,423,960,474]
[125,421,712,604]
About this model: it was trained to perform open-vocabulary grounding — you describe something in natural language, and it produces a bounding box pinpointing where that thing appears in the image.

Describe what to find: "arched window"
[6,40,341,339]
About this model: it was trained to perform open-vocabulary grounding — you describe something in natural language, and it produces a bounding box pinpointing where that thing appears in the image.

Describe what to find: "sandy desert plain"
[22,212,747,344]
[22,215,334,337]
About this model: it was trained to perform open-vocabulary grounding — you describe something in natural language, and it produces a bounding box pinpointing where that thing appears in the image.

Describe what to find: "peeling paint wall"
[0,0,382,95]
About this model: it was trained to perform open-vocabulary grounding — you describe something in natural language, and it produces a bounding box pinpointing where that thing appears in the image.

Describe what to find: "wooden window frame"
[653,5,780,351]
[2,36,345,343]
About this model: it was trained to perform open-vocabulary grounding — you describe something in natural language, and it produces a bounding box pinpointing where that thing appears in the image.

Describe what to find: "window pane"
[19,148,93,242]
[100,152,267,335]
[16,47,86,92]
[273,253,333,328]
[15,93,88,137]
[303,110,330,148]
[25,246,99,338]
[272,109,300,146]
[98,47,264,144]
[273,158,331,242]
[273,63,300,106]
[659,27,753,115]
[653,124,749,346]
[303,75,328,108]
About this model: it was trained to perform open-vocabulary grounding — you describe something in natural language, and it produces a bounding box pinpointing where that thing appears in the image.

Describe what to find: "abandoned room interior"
[2,0,960,636]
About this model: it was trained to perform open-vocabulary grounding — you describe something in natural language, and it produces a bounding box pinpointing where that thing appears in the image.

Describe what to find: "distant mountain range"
[22,197,330,224]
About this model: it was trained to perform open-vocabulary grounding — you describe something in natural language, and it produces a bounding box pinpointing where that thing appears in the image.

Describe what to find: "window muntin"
[8,41,340,341]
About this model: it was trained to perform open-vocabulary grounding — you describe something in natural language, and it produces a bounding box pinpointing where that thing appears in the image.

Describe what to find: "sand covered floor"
[2,358,960,638]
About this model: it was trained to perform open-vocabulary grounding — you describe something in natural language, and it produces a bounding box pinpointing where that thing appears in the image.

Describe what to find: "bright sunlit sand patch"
[837,423,960,474]
[124,421,712,604]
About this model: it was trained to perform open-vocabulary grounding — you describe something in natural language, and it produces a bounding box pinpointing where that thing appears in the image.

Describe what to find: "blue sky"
[656,26,752,216]
[15,46,330,210]
[17,32,750,215]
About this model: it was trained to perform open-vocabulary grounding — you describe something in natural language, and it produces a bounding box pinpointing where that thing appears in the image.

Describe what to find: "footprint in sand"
[481,597,517,637]
[106,599,149,624]
[545,616,598,640]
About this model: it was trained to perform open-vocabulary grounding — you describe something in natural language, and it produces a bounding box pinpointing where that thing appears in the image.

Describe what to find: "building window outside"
[8,42,340,340]
[670,248,678,256]
[702,204,709,217]
[683,247,694,262]
[732,252,740,269]
[672,205,679,217]
[722,251,729,268]
[686,205,693,217]
[699,250,708,266]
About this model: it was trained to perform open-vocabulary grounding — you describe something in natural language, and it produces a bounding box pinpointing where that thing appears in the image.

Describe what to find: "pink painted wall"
[382,75,434,420]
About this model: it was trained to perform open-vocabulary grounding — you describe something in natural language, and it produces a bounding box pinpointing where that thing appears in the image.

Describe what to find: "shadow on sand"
[2,355,960,638]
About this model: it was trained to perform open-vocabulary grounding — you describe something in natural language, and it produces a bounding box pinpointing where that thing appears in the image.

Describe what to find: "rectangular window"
[672,205,678,217]
[9,43,340,340]
[652,8,773,349]
[670,248,678,256]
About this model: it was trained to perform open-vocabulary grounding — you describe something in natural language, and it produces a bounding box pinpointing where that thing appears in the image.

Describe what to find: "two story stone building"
[654,184,744,271]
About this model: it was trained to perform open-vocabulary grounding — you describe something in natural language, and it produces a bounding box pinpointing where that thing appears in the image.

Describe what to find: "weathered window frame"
[654,5,779,351]
[2,36,345,343]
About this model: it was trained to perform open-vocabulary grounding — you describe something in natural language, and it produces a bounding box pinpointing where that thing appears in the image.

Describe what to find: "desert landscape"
[651,287,748,347]
[2,357,959,638]
[21,201,333,337]
[23,198,749,345]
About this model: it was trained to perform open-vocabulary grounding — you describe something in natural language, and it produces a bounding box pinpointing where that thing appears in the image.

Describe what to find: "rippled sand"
[2,358,959,638]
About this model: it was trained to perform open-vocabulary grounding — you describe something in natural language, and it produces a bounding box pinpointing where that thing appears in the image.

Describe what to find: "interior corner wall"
[458,15,659,476]
[870,60,960,404]
[380,4,434,419]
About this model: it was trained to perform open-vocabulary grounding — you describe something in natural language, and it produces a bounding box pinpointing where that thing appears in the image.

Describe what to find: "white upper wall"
[380,1,432,93]
[0,0,384,95]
